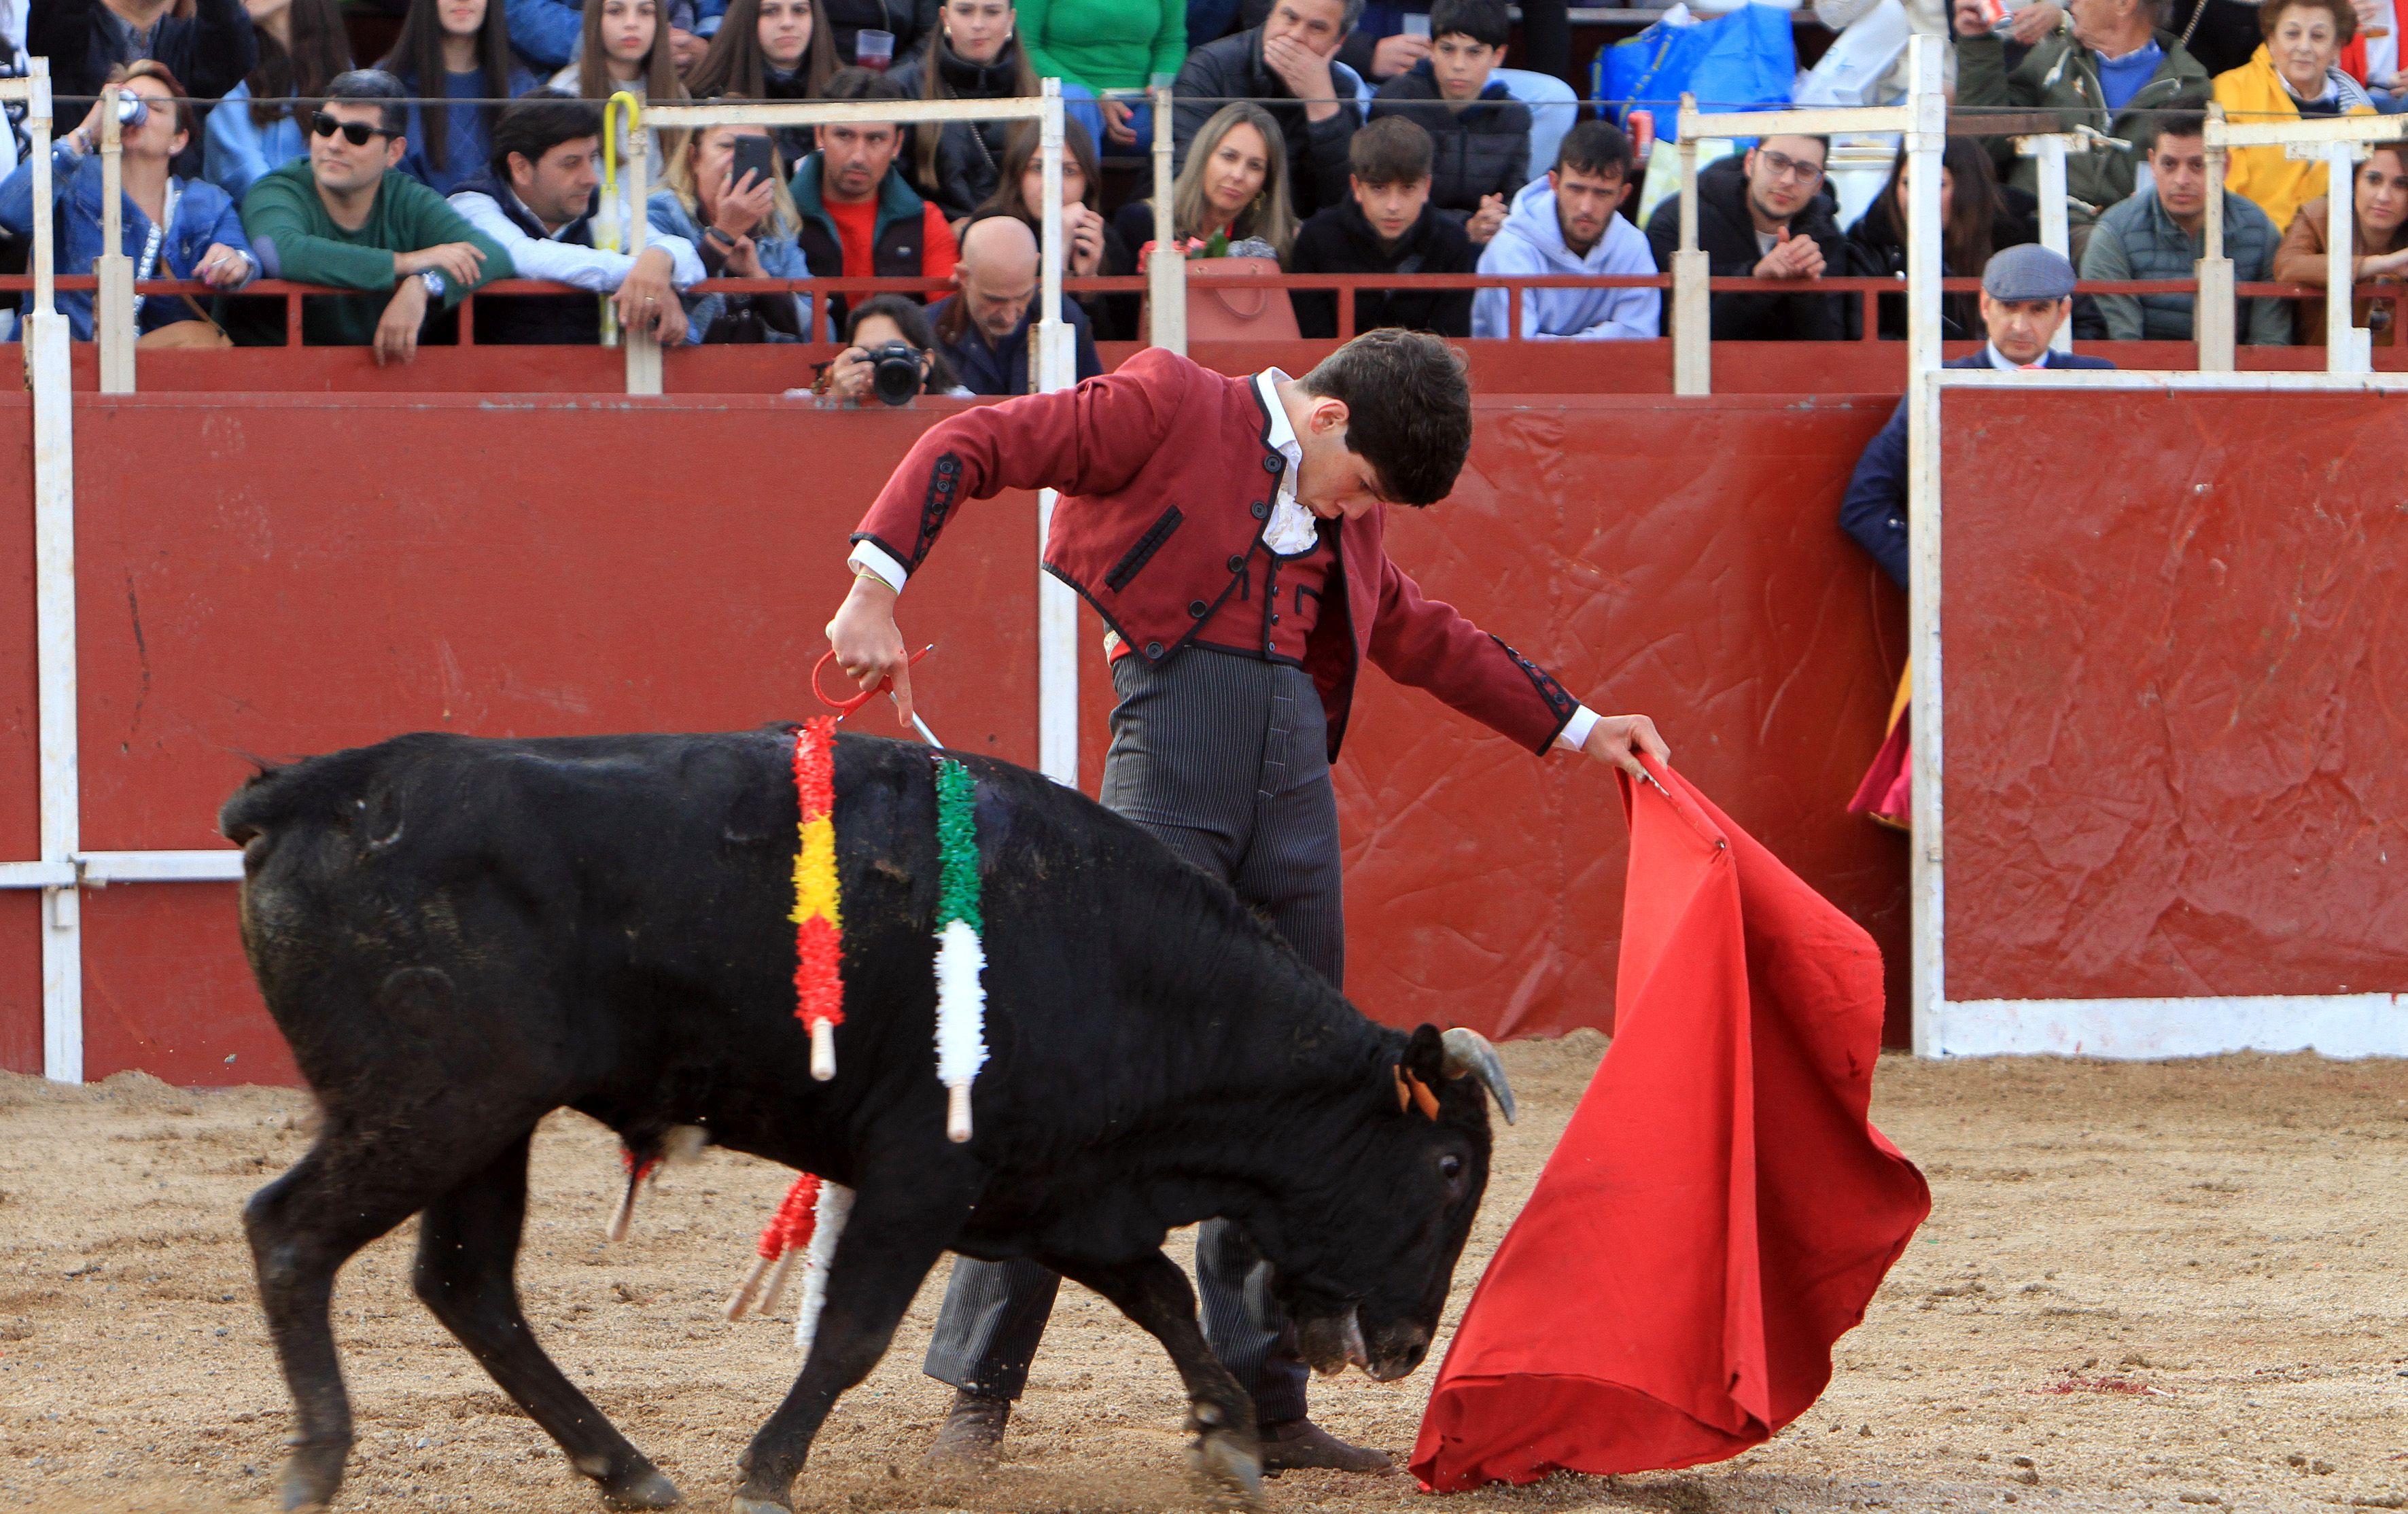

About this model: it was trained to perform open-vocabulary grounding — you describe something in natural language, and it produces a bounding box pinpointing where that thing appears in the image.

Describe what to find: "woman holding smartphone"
[650,116,815,340]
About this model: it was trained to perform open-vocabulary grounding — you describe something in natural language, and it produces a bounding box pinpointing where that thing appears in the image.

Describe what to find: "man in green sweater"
[240,69,512,363]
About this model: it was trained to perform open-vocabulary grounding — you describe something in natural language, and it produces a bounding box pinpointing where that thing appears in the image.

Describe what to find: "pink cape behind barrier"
[1409,761,1931,1490]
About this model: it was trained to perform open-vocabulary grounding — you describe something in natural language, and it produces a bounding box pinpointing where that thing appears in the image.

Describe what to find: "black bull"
[220,730,1517,1514]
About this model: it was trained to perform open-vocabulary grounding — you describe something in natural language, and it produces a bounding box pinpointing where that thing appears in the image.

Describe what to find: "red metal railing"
[6,270,2398,349]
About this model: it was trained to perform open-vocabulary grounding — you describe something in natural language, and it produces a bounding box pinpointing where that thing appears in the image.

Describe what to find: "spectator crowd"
[1,0,2400,380]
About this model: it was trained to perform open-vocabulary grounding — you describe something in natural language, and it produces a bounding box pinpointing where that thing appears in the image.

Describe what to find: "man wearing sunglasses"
[1643,132,1852,342]
[239,69,512,364]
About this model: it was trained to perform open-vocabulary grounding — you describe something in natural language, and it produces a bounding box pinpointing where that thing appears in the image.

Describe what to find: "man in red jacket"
[826,329,1667,1473]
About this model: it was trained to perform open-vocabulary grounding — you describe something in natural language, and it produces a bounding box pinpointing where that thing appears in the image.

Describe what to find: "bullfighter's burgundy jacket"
[852,347,1580,760]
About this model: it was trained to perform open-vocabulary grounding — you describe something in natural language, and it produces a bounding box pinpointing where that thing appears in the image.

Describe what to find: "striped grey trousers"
[922,648,1340,1424]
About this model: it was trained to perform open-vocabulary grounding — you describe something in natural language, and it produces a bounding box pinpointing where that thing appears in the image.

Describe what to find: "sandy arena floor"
[1,1038,2403,1514]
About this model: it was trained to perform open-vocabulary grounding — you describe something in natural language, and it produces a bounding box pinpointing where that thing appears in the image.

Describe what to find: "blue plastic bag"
[1592,5,1798,143]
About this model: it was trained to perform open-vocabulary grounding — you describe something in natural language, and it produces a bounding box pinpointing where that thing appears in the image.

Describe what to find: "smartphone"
[731,135,777,193]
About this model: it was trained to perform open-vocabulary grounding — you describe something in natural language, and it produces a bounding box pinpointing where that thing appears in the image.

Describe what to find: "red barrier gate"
[1939,390,2408,1008]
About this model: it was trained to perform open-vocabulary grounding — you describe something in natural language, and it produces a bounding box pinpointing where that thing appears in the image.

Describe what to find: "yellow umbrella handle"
[598,89,645,251]
[597,90,644,343]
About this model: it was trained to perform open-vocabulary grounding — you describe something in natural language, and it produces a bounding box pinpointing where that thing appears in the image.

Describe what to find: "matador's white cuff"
[1553,706,1601,754]
[846,542,909,595]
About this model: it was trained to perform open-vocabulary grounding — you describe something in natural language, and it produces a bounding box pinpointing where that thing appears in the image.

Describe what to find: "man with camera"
[818,295,969,404]
[926,215,1102,396]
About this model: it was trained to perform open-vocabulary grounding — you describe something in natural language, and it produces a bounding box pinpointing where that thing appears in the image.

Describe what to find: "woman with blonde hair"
[2213,0,2376,229]
[648,112,815,340]
[552,0,689,183]
[1108,101,1296,262]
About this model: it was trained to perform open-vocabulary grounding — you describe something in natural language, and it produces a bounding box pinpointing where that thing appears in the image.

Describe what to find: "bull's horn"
[1439,1027,1517,1125]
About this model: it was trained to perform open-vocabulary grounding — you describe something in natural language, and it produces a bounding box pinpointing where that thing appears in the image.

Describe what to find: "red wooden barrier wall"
[1940,391,2408,1003]
[0,389,1911,1084]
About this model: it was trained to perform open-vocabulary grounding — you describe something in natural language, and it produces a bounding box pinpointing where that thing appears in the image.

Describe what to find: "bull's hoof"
[599,1466,683,1510]
[278,1439,349,1513]
[727,1496,792,1514]
[1191,1429,1263,1510]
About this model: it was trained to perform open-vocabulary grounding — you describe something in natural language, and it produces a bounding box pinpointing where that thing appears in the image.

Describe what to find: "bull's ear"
[1396,1020,1444,1093]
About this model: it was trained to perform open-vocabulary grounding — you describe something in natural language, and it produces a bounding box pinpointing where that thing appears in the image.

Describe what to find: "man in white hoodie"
[1470,120,1659,340]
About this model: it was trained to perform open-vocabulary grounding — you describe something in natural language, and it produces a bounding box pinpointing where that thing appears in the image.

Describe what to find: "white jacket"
[1471,176,1660,340]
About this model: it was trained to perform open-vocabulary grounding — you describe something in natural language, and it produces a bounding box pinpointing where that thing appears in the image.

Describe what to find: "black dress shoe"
[926,1389,1012,1469]
[1258,1417,1393,1473]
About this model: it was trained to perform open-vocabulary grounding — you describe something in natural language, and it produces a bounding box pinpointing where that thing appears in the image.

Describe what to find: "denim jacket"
[0,139,256,340]
[645,190,813,344]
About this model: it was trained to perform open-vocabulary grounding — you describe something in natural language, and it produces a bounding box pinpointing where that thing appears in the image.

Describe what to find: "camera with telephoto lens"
[864,340,924,406]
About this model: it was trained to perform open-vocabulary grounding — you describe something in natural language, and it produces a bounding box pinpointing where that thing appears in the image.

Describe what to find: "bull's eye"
[1439,1152,1464,1182]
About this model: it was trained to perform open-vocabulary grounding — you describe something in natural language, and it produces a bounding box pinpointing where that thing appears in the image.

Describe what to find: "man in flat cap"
[1830,243,2114,827]
[1836,245,2113,586]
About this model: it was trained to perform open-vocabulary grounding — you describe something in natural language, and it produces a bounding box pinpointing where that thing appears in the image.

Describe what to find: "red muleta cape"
[1410,761,1930,1490]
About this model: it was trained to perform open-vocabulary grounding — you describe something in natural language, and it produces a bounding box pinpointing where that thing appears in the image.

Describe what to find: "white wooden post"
[2034,135,2074,353]
[1902,35,1947,1055]
[2324,141,2369,373]
[624,129,661,395]
[1147,85,1185,354]
[1671,96,1709,396]
[24,62,84,1081]
[1034,80,1078,788]
[97,86,135,393]
[2197,105,2235,372]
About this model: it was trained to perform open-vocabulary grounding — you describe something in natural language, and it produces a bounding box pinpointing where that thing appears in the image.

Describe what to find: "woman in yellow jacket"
[2213,0,2377,231]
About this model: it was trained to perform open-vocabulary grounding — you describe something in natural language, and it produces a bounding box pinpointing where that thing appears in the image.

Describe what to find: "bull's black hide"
[222,730,1508,1514]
